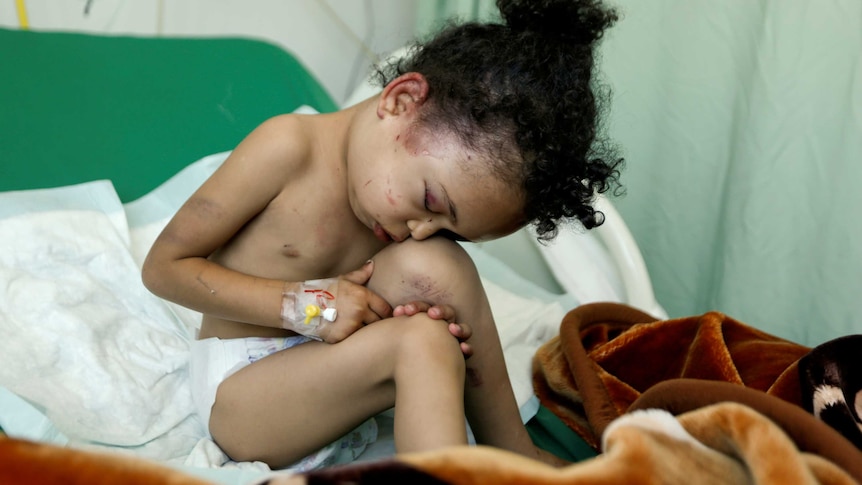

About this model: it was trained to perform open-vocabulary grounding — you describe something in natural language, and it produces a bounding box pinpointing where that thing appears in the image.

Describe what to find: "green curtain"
[417,1,862,347]
[600,0,861,346]
[415,0,498,38]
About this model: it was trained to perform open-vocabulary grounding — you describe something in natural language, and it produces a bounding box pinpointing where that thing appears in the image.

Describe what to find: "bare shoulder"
[229,113,314,173]
[193,113,329,207]
[163,113,323,243]
[226,111,349,179]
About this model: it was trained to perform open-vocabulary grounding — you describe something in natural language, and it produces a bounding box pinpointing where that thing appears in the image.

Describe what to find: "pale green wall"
[415,0,498,38]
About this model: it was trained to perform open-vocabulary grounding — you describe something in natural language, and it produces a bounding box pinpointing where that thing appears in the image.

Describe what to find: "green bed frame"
[0,27,337,202]
[0,26,592,463]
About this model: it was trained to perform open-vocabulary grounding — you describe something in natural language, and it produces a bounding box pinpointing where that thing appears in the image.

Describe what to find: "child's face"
[350,123,525,243]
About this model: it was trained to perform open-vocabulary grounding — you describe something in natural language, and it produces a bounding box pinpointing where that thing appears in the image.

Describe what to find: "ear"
[376,72,429,119]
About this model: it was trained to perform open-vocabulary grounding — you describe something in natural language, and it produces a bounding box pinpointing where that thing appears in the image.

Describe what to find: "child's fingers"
[426,304,456,322]
[448,322,472,341]
[363,290,393,322]
[393,302,424,317]
[392,302,456,322]
[341,260,374,285]
[460,341,474,359]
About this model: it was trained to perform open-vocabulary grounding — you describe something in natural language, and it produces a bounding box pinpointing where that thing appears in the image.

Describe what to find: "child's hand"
[321,261,393,343]
[393,302,474,358]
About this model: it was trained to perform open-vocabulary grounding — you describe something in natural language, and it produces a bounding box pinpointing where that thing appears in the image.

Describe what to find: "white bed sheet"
[0,151,576,482]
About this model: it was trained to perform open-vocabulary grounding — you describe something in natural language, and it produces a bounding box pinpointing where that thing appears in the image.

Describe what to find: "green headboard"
[0,28,337,202]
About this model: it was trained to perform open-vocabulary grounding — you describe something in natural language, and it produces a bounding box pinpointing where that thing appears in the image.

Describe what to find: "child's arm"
[141,115,392,339]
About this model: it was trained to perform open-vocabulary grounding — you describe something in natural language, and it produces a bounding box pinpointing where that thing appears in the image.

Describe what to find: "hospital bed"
[0,27,664,483]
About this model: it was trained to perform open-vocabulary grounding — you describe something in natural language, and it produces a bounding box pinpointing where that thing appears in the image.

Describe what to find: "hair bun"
[497,0,618,45]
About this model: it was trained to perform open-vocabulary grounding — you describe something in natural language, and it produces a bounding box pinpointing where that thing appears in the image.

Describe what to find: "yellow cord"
[15,0,29,29]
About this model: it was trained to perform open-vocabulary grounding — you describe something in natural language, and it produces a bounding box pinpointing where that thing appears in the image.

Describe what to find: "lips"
[373,223,393,242]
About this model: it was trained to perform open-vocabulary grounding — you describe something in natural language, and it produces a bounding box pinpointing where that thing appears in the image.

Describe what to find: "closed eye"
[425,182,458,222]
[424,184,440,213]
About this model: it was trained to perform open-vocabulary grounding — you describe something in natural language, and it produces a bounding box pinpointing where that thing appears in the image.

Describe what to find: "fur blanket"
[4,397,858,485]
[285,401,857,484]
[0,435,212,485]
[531,302,862,482]
[532,302,810,449]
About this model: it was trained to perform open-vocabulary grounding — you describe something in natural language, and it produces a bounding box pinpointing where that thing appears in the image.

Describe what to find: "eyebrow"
[441,185,458,223]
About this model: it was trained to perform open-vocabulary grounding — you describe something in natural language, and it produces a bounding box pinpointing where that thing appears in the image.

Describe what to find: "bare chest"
[212,191,385,280]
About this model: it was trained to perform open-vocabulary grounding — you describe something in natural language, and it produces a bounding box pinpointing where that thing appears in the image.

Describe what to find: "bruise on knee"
[401,273,454,304]
[369,237,480,307]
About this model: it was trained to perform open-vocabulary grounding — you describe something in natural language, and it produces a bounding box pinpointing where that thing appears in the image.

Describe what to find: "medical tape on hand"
[281,278,338,340]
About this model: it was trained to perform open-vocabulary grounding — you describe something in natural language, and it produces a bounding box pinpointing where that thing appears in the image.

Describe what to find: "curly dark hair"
[375,0,624,240]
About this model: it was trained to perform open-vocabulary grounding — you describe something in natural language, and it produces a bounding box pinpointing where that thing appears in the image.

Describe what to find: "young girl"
[142,0,622,470]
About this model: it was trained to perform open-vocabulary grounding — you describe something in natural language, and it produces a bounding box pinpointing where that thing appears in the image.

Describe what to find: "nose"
[407,218,441,241]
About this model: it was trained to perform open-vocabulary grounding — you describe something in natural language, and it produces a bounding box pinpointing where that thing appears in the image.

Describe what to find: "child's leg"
[365,237,537,459]
[209,236,541,468]
[209,313,467,467]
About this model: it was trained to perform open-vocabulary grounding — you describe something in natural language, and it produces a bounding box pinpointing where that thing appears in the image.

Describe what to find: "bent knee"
[394,314,465,372]
[368,237,480,304]
[375,237,473,273]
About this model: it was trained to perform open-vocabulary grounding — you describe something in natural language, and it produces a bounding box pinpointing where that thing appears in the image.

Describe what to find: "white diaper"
[189,336,378,471]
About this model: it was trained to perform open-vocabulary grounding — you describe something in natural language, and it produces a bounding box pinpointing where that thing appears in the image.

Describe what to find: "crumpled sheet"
[0,182,201,460]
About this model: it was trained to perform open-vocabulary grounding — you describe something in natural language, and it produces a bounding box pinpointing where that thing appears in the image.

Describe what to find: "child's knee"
[395,314,465,374]
[368,237,479,303]
[381,237,472,272]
